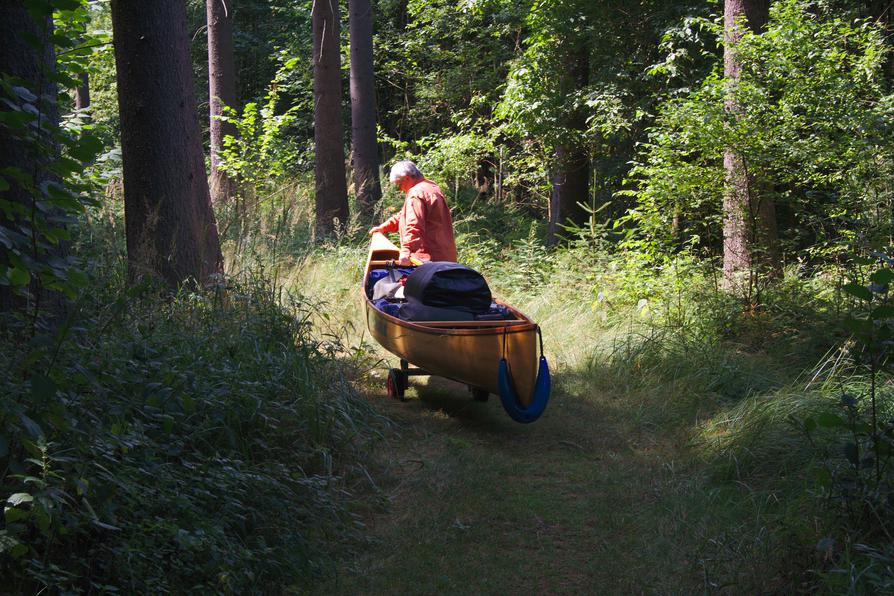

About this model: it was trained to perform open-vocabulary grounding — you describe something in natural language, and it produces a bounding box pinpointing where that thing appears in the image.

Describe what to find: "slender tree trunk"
[0,3,58,312]
[475,157,493,200]
[349,0,381,218]
[313,0,350,237]
[111,0,223,287]
[207,0,238,204]
[722,0,779,293]
[75,72,90,111]
[548,45,589,243]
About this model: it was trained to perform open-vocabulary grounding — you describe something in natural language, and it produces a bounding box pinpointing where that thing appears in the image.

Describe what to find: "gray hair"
[389,160,423,184]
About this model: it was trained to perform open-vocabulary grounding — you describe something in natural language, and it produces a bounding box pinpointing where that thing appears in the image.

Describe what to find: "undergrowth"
[0,258,386,592]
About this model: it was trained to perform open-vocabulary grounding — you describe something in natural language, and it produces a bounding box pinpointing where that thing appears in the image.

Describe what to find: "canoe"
[363,233,550,423]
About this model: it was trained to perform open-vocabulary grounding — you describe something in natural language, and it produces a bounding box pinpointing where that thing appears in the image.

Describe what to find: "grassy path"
[321,372,769,594]
[294,256,808,593]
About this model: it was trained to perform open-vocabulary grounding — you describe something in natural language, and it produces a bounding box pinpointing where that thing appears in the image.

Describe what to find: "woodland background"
[3,0,894,592]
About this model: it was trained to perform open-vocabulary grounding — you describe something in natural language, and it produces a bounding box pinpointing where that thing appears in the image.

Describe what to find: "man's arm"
[369,212,400,236]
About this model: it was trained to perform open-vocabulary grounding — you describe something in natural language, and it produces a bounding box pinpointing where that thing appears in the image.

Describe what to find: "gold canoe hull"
[363,233,538,406]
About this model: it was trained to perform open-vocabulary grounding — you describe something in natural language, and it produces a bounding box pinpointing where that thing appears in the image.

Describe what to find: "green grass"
[276,239,839,594]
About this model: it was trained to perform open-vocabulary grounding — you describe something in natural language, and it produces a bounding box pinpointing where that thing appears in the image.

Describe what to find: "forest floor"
[318,368,799,594]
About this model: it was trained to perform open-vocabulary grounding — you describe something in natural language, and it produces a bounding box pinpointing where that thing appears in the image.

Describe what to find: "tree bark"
[207,0,238,204]
[548,44,589,243]
[314,0,350,237]
[475,157,493,200]
[0,3,58,311]
[722,0,779,293]
[111,0,223,287]
[349,0,381,218]
[75,72,90,111]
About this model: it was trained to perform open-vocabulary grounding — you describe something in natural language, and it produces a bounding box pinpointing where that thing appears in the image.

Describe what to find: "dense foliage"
[0,263,382,592]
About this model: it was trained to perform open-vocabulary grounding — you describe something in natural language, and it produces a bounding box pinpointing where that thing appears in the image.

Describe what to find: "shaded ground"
[319,367,800,595]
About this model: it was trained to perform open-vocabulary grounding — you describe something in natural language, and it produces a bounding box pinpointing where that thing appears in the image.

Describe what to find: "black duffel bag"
[399,262,492,321]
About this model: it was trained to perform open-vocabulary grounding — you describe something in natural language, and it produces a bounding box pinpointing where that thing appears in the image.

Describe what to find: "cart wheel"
[387,368,406,400]
[471,387,489,402]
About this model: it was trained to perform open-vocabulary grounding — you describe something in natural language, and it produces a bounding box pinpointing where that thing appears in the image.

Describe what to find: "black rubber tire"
[471,387,489,402]
[387,368,406,400]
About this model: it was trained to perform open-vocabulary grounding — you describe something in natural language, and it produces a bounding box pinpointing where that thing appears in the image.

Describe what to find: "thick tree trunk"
[722,0,779,292]
[207,0,238,204]
[0,3,58,311]
[313,0,350,237]
[349,0,381,218]
[111,0,223,287]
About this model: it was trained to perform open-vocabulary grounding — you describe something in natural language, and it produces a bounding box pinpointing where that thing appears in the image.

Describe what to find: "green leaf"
[92,519,121,531]
[18,414,43,440]
[31,374,56,401]
[8,267,30,287]
[0,531,21,555]
[812,466,832,487]
[54,0,83,9]
[4,508,28,524]
[844,317,873,336]
[0,110,36,128]
[11,86,37,103]
[69,135,104,162]
[871,305,894,320]
[0,177,8,191]
[871,268,894,285]
[9,543,27,558]
[23,0,52,18]
[6,493,33,507]
[34,506,51,533]
[816,412,846,428]
[843,283,872,301]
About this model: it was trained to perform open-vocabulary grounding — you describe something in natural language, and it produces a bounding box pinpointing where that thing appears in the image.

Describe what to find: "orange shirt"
[379,179,457,262]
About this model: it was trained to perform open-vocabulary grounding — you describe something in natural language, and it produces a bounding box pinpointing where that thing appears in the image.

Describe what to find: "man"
[369,161,457,266]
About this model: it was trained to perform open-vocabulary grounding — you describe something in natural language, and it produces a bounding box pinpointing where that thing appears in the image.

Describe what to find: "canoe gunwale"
[362,295,536,337]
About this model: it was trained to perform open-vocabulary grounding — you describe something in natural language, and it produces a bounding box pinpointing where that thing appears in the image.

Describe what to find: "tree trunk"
[0,3,58,312]
[722,0,779,293]
[553,145,589,226]
[314,0,350,237]
[349,0,381,218]
[111,0,223,287]
[475,157,493,200]
[207,0,238,204]
[75,72,90,111]
[548,44,589,244]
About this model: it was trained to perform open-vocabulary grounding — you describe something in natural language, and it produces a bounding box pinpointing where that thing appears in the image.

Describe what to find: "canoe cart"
[363,233,551,423]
